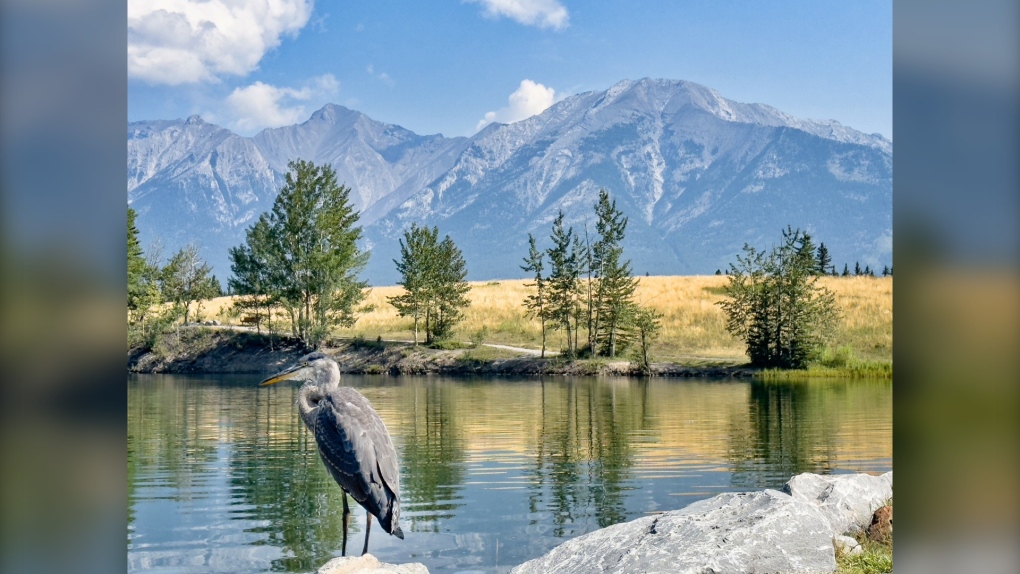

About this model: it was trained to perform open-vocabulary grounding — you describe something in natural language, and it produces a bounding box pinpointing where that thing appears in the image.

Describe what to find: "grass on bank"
[188,275,891,373]
[836,499,893,574]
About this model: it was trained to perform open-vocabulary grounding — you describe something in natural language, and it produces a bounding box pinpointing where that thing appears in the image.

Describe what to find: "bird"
[259,351,404,556]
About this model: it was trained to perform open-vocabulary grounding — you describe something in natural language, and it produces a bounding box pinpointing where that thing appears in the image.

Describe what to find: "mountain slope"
[128,78,891,285]
[128,107,467,276]
[364,78,891,283]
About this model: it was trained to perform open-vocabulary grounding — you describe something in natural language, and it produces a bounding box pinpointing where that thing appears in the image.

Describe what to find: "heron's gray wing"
[314,388,401,530]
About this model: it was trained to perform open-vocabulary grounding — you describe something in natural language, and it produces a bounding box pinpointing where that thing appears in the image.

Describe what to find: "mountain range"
[128,78,892,285]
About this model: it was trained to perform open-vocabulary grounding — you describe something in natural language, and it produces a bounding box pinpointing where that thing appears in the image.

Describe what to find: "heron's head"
[259,351,340,390]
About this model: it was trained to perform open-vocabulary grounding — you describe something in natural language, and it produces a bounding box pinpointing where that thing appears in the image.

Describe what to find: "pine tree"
[430,234,471,341]
[842,263,850,277]
[854,262,862,276]
[815,242,832,276]
[127,206,146,309]
[546,212,582,356]
[521,234,548,358]
[591,189,638,357]
[718,227,838,369]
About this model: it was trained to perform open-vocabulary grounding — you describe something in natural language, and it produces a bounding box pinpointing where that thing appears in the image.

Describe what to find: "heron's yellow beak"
[259,363,306,386]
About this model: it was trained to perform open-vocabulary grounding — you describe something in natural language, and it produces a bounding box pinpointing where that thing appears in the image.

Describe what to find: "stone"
[867,505,893,543]
[316,554,429,574]
[834,535,863,556]
[511,489,836,574]
[782,471,892,537]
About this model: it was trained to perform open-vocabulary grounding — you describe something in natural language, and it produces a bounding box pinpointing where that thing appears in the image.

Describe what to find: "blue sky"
[128,1,891,139]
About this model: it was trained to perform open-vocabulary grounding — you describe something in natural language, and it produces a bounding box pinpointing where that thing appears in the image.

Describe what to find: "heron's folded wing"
[314,394,377,505]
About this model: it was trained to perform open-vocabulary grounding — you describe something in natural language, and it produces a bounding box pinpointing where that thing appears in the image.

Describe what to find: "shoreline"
[127,328,762,379]
[128,328,891,380]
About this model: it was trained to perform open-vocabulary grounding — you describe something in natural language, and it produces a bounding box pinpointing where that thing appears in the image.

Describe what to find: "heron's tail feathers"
[391,524,404,540]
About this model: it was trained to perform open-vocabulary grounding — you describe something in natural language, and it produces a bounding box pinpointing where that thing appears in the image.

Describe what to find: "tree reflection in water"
[525,379,646,536]
[128,374,891,574]
[728,379,893,490]
[396,380,466,533]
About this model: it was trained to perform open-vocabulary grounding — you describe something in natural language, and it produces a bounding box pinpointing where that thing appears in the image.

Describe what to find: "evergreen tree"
[430,234,471,340]
[718,227,838,369]
[127,207,146,309]
[127,207,165,339]
[389,224,470,344]
[864,265,872,276]
[854,262,862,276]
[546,211,582,356]
[842,263,850,277]
[715,269,722,275]
[815,242,832,276]
[521,234,549,358]
[591,190,638,357]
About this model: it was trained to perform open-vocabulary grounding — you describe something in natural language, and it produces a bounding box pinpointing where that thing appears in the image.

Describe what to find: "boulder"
[867,505,893,543]
[511,489,835,574]
[316,554,429,574]
[782,472,892,537]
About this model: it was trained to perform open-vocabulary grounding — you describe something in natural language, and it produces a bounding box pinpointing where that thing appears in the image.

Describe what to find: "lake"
[127,374,891,573]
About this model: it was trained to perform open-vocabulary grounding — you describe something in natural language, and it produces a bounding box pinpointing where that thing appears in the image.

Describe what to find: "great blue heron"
[259,351,404,556]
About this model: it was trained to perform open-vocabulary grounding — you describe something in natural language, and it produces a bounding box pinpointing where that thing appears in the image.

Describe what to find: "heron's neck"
[296,380,338,430]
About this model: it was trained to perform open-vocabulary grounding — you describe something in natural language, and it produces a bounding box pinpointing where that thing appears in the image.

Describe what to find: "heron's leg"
[362,513,372,555]
[341,493,351,557]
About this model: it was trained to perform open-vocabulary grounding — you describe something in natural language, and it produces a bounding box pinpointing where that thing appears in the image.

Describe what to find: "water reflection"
[128,375,891,573]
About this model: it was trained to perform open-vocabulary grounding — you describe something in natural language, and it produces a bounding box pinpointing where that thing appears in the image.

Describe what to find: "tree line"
[521,189,661,370]
[129,158,881,371]
[128,207,222,343]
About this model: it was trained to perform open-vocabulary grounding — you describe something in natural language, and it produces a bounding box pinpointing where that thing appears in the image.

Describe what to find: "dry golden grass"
[193,275,892,365]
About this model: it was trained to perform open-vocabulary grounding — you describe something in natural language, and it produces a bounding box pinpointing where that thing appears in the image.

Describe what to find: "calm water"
[127,374,892,573]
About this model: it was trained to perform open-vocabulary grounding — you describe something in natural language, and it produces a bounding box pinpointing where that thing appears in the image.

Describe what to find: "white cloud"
[226,74,339,133]
[476,79,557,131]
[366,64,395,87]
[128,0,314,85]
[467,0,569,30]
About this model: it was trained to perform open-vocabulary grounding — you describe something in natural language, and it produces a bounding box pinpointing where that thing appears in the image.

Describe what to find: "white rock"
[316,554,429,574]
[511,489,835,574]
[783,471,892,537]
[834,534,863,556]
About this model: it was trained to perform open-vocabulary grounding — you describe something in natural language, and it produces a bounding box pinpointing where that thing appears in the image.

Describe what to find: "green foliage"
[469,326,488,348]
[816,242,832,275]
[127,207,147,309]
[159,243,219,324]
[228,160,369,347]
[545,211,584,357]
[718,226,839,369]
[388,223,470,345]
[520,233,548,357]
[590,189,638,357]
[628,307,663,374]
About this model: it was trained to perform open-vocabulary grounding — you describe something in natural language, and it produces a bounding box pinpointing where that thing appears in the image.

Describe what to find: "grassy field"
[196,275,891,367]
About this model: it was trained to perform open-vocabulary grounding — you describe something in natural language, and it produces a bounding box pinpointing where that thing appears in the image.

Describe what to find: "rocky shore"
[127,329,757,378]
[306,471,891,574]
